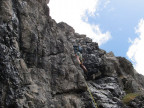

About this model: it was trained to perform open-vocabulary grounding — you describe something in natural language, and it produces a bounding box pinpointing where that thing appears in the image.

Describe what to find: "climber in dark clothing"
[73,45,88,73]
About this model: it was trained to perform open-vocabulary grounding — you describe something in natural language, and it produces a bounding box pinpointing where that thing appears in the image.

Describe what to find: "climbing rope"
[85,81,98,108]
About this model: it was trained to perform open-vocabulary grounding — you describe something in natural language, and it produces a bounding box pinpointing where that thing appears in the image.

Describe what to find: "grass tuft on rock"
[122,93,139,104]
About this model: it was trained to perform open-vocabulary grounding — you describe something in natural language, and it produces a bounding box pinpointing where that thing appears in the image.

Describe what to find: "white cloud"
[91,25,111,45]
[104,0,110,8]
[49,0,111,45]
[108,7,115,12]
[127,19,144,75]
[128,37,133,43]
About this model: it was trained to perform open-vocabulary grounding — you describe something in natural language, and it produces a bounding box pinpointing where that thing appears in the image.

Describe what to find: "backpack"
[73,45,82,53]
[78,46,82,53]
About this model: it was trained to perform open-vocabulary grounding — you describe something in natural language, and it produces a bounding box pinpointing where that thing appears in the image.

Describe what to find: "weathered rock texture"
[0,0,144,108]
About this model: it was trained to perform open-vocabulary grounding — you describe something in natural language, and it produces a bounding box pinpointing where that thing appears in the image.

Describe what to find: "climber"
[73,45,88,73]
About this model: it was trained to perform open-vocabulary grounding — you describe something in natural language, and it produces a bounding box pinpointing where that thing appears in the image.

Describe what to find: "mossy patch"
[122,93,139,104]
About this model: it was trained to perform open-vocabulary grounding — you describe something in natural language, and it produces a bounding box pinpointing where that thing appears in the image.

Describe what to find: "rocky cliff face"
[0,0,144,108]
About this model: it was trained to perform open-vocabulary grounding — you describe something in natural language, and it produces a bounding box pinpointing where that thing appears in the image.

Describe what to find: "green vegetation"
[122,93,139,104]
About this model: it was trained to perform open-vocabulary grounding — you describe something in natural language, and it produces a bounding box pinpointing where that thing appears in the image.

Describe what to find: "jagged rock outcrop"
[0,0,144,108]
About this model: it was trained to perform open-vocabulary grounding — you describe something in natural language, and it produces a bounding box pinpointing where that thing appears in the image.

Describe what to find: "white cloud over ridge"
[127,19,144,75]
[49,0,111,46]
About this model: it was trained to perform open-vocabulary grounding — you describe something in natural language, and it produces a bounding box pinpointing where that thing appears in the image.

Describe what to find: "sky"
[48,0,144,75]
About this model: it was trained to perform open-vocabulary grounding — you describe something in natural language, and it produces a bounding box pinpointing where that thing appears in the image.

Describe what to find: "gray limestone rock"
[0,0,144,108]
